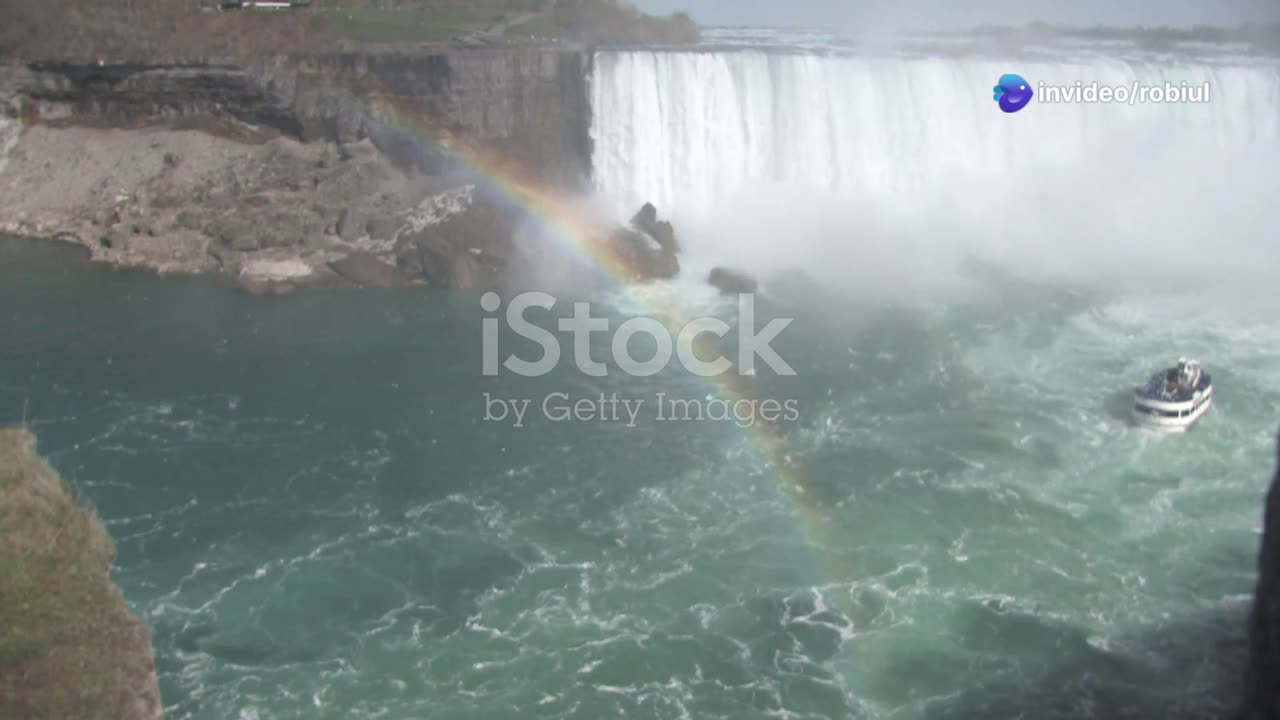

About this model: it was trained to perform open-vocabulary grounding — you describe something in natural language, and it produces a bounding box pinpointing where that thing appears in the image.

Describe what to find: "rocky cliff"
[3,48,593,188]
[0,49,683,293]
[0,428,163,720]
[1239,430,1280,720]
[283,49,594,186]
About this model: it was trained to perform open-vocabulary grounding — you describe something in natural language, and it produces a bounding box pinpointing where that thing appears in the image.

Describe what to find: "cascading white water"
[587,49,1280,300]
[589,50,1280,215]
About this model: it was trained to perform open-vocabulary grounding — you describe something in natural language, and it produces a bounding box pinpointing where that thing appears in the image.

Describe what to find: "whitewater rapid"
[588,51,1280,216]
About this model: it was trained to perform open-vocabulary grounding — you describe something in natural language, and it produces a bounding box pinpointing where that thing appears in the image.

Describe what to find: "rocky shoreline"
[0,51,749,297]
[0,120,683,295]
[0,49,631,294]
[0,121,415,291]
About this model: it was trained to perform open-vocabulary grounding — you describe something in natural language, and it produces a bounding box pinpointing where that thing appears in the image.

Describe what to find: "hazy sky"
[633,0,1280,29]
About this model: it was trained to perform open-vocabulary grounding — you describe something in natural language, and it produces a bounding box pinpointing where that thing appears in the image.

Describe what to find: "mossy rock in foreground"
[0,428,163,720]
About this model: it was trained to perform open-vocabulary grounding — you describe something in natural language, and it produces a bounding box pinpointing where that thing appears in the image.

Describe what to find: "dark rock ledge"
[1238,430,1280,720]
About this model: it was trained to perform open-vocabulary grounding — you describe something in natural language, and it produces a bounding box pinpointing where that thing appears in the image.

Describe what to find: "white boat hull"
[1132,387,1213,432]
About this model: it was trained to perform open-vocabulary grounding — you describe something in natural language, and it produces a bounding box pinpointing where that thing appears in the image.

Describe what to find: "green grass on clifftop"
[503,14,567,41]
[319,1,700,46]
[321,6,501,44]
[0,428,159,720]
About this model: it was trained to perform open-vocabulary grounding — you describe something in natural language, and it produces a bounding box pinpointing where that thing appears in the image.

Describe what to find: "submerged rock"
[709,267,758,294]
[1239,430,1280,720]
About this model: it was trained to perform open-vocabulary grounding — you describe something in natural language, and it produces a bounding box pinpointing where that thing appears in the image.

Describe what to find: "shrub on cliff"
[0,428,162,720]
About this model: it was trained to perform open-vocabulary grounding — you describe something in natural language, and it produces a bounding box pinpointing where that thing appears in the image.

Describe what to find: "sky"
[632,0,1280,30]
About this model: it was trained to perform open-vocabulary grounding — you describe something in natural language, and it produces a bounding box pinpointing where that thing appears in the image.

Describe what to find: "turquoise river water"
[2,235,1278,719]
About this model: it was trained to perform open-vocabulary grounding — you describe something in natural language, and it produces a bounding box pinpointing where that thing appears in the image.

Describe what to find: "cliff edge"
[1240,430,1280,720]
[0,428,163,720]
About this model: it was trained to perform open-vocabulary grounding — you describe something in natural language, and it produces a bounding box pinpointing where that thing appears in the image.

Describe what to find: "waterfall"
[588,50,1280,213]
[587,49,1280,294]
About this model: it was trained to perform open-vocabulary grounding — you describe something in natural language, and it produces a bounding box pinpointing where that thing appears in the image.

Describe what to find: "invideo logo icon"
[993,73,1034,113]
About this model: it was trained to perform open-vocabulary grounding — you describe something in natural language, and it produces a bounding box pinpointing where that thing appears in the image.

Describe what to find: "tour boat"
[1131,357,1213,431]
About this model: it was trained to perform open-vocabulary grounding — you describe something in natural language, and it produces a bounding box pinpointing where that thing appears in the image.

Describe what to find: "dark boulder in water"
[1239,429,1280,720]
[477,201,683,289]
[708,267,758,294]
[573,201,681,282]
[631,202,658,231]
[630,201,680,255]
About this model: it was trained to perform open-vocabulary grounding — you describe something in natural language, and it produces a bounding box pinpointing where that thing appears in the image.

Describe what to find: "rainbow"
[323,90,860,617]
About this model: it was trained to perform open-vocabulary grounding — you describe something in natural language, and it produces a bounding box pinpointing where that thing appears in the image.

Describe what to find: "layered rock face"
[1239,432,1280,720]
[3,49,592,188]
[282,49,593,186]
[9,61,304,135]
